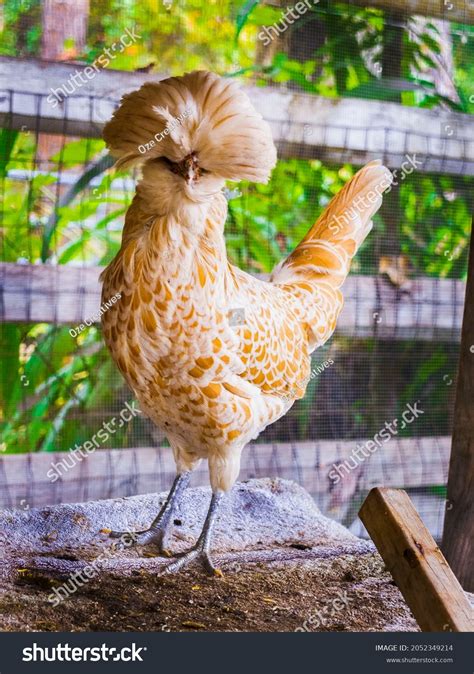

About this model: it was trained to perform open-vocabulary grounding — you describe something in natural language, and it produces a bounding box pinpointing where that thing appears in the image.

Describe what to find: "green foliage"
[0,134,133,452]
[452,23,474,114]
[0,324,129,453]
[226,161,352,272]
[400,175,472,279]
[0,0,42,57]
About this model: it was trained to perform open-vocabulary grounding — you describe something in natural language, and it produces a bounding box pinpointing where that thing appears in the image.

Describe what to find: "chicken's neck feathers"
[118,192,229,308]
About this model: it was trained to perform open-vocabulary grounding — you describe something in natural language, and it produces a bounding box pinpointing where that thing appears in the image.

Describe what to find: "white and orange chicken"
[101,71,392,573]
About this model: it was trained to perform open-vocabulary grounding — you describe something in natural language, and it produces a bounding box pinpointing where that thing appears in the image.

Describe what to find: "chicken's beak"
[183,154,200,184]
[184,164,197,184]
[169,153,201,184]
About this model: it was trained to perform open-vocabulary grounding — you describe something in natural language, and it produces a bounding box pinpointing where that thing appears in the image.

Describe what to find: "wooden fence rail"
[0,262,465,342]
[346,0,474,25]
[1,57,474,175]
[0,436,450,538]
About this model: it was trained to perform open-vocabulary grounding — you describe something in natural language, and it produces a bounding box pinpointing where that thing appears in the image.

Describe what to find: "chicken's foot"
[161,490,224,576]
[109,471,191,554]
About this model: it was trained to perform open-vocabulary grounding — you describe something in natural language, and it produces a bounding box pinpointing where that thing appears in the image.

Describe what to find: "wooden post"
[442,220,474,592]
[41,0,89,60]
[359,488,473,632]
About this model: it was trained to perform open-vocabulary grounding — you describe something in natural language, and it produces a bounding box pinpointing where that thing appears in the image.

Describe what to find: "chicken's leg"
[162,490,224,576]
[110,471,191,554]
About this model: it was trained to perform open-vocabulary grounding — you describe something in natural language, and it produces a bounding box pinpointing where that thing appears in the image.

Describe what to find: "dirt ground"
[0,547,417,632]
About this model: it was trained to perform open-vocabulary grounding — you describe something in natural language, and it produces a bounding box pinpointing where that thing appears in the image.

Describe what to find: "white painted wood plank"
[1,57,474,174]
[0,436,450,510]
[0,262,464,341]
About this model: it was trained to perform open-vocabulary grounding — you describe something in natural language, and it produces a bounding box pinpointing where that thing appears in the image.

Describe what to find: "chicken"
[100,71,392,574]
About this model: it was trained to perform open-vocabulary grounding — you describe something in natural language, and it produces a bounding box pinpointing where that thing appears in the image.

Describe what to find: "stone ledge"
[0,478,421,632]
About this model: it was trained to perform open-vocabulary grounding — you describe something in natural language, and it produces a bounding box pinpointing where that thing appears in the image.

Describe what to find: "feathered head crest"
[103,71,277,183]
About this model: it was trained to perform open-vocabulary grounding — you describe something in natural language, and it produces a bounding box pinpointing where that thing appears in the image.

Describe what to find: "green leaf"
[41,153,115,261]
[235,0,260,41]
[0,128,19,179]
[49,139,105,168]
[420,33,442,55]
[0,325,22,417]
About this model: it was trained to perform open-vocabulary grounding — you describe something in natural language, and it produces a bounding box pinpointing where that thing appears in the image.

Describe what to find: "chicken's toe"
[161,546,223,576]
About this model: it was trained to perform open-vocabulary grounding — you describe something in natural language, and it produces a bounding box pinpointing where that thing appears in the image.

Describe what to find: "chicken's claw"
[160,490,225,576]
[109,527,168,554]
[106,471,191,556]
[160,545,222,577]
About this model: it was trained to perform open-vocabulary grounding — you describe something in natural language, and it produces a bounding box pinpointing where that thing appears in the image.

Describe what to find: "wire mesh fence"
[0,13,472,543]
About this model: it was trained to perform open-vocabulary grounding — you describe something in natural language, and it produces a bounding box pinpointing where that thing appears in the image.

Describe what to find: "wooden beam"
[442,215,474,592]
[0,262,465,341]
[0,56,155,100]
[1,57,474,174]
[271,0,474,25]
[344,0,474,25]
[0,56,154,137]
[359,488,473,632]
[256,88,474,176]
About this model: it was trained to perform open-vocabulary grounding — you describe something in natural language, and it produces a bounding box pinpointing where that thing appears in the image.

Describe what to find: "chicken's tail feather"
[270,160,392,350]
[271,161,392,288]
